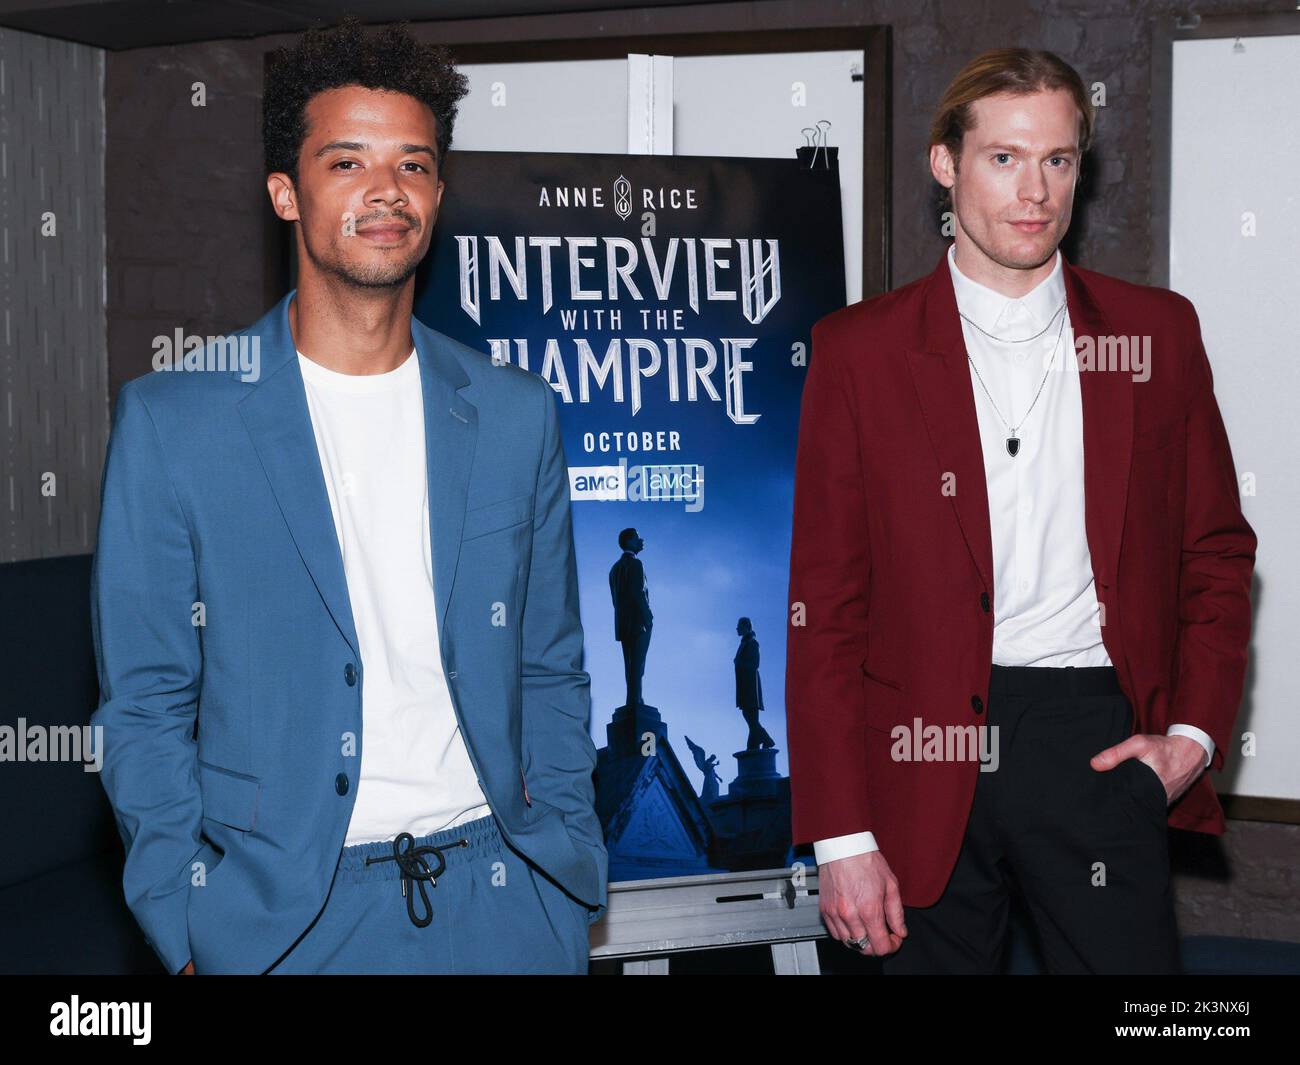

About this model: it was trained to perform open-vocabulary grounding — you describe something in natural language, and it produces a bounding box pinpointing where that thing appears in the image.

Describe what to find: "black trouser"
[882,664,1181,975]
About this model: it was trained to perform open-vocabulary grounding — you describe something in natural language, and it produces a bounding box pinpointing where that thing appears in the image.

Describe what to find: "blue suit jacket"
[89,290,608,974]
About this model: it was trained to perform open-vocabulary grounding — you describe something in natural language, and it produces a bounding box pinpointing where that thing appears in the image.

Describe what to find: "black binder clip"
[797,120,838,169]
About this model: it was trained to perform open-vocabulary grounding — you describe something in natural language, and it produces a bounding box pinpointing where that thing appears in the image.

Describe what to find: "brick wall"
[0,28,106,562]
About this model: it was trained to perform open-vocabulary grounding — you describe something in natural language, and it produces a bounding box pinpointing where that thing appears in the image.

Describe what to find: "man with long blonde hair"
[787,48,1254,973]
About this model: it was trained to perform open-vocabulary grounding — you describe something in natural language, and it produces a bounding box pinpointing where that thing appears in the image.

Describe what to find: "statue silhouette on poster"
[608,527,652,709]
[735,617,775,751]
[684,735,722,805]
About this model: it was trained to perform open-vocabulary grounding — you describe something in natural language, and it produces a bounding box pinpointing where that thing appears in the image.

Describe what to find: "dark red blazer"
[785,246,1257,907]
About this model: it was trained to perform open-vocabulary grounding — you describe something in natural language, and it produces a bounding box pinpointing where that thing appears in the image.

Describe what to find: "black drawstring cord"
[364,832,470,927]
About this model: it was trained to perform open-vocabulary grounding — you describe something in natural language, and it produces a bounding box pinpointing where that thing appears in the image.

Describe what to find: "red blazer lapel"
[903,251,994,593]
[1063,255,1133,598]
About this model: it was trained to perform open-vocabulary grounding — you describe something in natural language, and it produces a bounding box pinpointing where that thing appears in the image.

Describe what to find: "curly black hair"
[263,16,470,183]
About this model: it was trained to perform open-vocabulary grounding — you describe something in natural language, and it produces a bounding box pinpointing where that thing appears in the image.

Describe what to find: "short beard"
[301,232,423,290]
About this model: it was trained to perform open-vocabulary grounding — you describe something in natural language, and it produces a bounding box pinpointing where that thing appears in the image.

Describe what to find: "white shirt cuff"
[1167,723,1214,768]
[813,831,879,866]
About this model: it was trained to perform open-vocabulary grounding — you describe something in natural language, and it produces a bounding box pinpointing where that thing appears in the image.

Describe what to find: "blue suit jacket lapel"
[236,291,478,662]
[413,314,477,641]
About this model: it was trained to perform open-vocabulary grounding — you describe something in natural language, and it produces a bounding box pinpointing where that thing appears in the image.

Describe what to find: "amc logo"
[634,464,703,503]
[569,466,626,501]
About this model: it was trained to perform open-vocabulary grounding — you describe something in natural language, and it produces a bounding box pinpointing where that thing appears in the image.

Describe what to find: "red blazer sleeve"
[1170,296,1257,772]
[786,316,874,844]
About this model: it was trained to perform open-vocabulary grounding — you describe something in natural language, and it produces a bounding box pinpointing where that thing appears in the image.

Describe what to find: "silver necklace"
[965,308,1068,457]
[959,298,1066,344]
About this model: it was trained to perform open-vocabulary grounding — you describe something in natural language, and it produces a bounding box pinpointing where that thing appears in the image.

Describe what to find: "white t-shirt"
[297,345,492,846]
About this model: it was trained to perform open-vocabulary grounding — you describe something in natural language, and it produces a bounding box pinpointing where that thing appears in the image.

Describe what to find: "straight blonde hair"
[930,49,1095,211]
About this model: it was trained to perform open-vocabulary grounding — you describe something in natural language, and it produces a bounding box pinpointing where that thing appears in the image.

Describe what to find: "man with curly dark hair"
[90,16,607,975]
[261,16,470,296]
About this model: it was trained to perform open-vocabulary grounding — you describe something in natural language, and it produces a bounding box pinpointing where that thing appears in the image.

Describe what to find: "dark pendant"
[1006,436,1020,457]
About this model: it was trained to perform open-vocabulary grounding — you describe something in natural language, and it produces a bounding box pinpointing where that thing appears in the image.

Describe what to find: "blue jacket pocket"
[198,761,260,831]
[462,493,532,541]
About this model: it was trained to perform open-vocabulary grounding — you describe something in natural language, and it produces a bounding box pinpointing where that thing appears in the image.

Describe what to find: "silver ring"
[844,936,870,951]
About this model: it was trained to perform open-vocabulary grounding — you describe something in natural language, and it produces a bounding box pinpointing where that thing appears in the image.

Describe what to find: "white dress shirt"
[812,247,1213,867]
[297,346,493,846]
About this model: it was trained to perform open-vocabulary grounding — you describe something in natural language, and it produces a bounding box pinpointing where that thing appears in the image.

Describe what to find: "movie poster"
[416,151,845,880]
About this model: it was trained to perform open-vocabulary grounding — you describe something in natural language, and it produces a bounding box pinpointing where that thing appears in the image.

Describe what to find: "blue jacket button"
[335,773,349,795]
[344,663,357,686]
